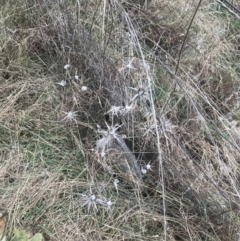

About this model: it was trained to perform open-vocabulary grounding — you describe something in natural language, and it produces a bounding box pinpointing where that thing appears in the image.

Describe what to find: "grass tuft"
[1,0,240,240]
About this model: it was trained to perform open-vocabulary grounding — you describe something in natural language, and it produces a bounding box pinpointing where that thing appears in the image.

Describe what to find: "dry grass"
[0,0,240,240]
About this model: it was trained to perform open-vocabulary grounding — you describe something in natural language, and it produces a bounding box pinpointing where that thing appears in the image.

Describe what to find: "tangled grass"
[0,0,240,240]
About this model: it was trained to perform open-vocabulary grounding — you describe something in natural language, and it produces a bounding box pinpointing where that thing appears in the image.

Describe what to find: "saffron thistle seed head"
[64,64,71,70]
[107,106,122,117]
[56,80,66,87]
[141,167,147,174]
[90,194,96,201]
[62,111,78,122]
[114,179,119,184]
[81,86,88,91]
[146,162,151,170]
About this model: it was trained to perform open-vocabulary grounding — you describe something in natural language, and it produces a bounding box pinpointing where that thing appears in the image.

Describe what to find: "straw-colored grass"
[0,0,240,240]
